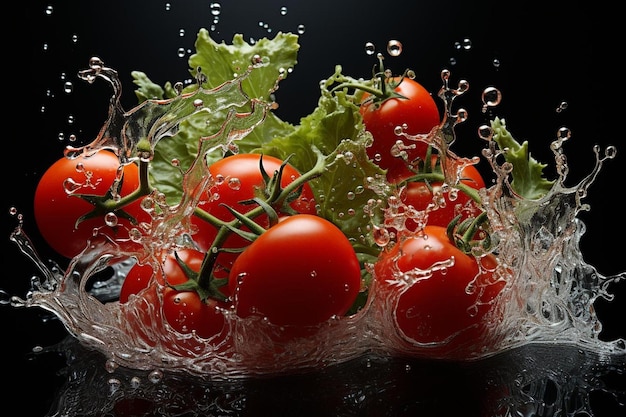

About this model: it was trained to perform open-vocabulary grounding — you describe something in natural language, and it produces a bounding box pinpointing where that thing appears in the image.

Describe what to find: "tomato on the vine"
[400,155,485,229]
[33,149,148,259]
[120,249,229,340]
[191,153,317,272]
[229,214,361,329]
[374,225,505,357]
[360,77,441,183]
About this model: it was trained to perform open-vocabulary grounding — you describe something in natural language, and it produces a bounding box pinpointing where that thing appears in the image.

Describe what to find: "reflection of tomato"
[34,150,148,258]
[229,214,361,328]
[360,77,440,183]
[374,225,505,357]
[120,249,229,340]
[400,156,485,229]
[191,153,317,272]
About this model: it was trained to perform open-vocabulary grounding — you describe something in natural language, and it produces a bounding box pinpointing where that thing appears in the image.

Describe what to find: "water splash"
[6,59,626,379]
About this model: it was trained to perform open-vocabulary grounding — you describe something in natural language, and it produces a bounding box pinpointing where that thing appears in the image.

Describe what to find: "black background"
[2,1,624,416]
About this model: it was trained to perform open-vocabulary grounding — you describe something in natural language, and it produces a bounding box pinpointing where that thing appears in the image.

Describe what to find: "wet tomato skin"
[360,77,441,183]
[33,150,147,259]
[120,249,230,340]
[191,153,317,272]
[228,214,362,328]
[374,225,504,357]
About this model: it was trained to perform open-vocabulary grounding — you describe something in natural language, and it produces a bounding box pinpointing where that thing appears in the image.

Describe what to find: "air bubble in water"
[45,5,53,15]
[365,42,376,56]
[462,38,472,50]
[493,58,501,68]
[297,24,305,34]
[386,40,403,57]
[179,29,185,37]
[556,101,568,113]
[165,3,171,11]
[280,6,287,15]
[71,34,78,44]
[63,81,73,93]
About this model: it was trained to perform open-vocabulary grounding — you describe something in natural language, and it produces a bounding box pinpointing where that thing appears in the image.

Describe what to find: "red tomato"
[374,225,505,357]
[360,77,441,183]
[400,156,485,229]
[191,153,316,271]
[33,150,148,259]
[229,214,361,328]
[120,249,229,340]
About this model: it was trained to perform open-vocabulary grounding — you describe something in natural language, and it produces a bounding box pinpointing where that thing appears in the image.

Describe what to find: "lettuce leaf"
[131,31,300,203]
[491,117,554,200]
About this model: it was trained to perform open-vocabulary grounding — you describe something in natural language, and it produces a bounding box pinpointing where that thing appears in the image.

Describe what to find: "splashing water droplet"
[210,2,221,16]
[462,38,472,50]
[556,101,568,113]
[386,40,403,57]
[481,87,502,113]
[365,42,376,56]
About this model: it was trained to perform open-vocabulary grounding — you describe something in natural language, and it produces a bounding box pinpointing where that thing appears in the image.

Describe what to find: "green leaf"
[139,31,301,204]
[491,117,554,200]
[256,74,387,250]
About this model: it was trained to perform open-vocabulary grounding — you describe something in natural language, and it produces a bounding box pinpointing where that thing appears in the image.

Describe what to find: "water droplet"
[179,29,185,37]
[148,370,163,384]
[386,40,403,57]
[462,38,472,50]
[297,24,305,34]
[449,57,457,66]
[228,177,241,190]
[210,2,221,16]
[45,5,53,15]
[492,58,501,68]
[177,48,186,58]
[103,212,118,227]
[165,3,171,11]
[365,42,376,55]
[71,34,78,44]
[280,6,288,15]
[481,87,502,113]
[556,101,568,113]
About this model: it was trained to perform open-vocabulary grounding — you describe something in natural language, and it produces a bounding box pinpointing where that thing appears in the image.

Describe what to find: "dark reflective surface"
[2,1,624,416]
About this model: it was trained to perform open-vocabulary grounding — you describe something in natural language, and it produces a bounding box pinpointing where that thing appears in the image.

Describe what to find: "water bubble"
[105,212,119,227]
[179,29,185,37]
[478,124,494,141]
[481,87,502,113]
[210,2,221,16]
[556,101,568,113]
[462,38,472,50]
[45,5,53,15]
[493,58,501,68]
[58,132,65,141]
[148,370,163,384]
[365,42,376,56]
[386,40,403,57]
[449,57,457,66]
[297,24,305,34]
[280,6,288,15]
[177,48,186,58]
[165,3,171,11]
[71,34,78,44]
[228,177,241,190]
[67,115,75,125]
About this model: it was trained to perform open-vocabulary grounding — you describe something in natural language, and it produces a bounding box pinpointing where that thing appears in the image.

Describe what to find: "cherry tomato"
[33,150,148,259]
[191,153,316,272]
[400,155,485,229]
[374,225,505,357]
[229,214,361,328]
[360,77,441,183]
[120,249,229,340]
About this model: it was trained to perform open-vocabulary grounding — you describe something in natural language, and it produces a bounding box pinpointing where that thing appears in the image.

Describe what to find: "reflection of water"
[35,336,624,417]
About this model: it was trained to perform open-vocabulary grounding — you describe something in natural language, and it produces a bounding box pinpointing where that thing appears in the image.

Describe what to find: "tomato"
[33,150,148,259]
[360,77,441,183]
[374,225,505,357]
[400,156,485,229]
[191,153,316,271]
[120,249,229,340]
[229,214,361,329]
